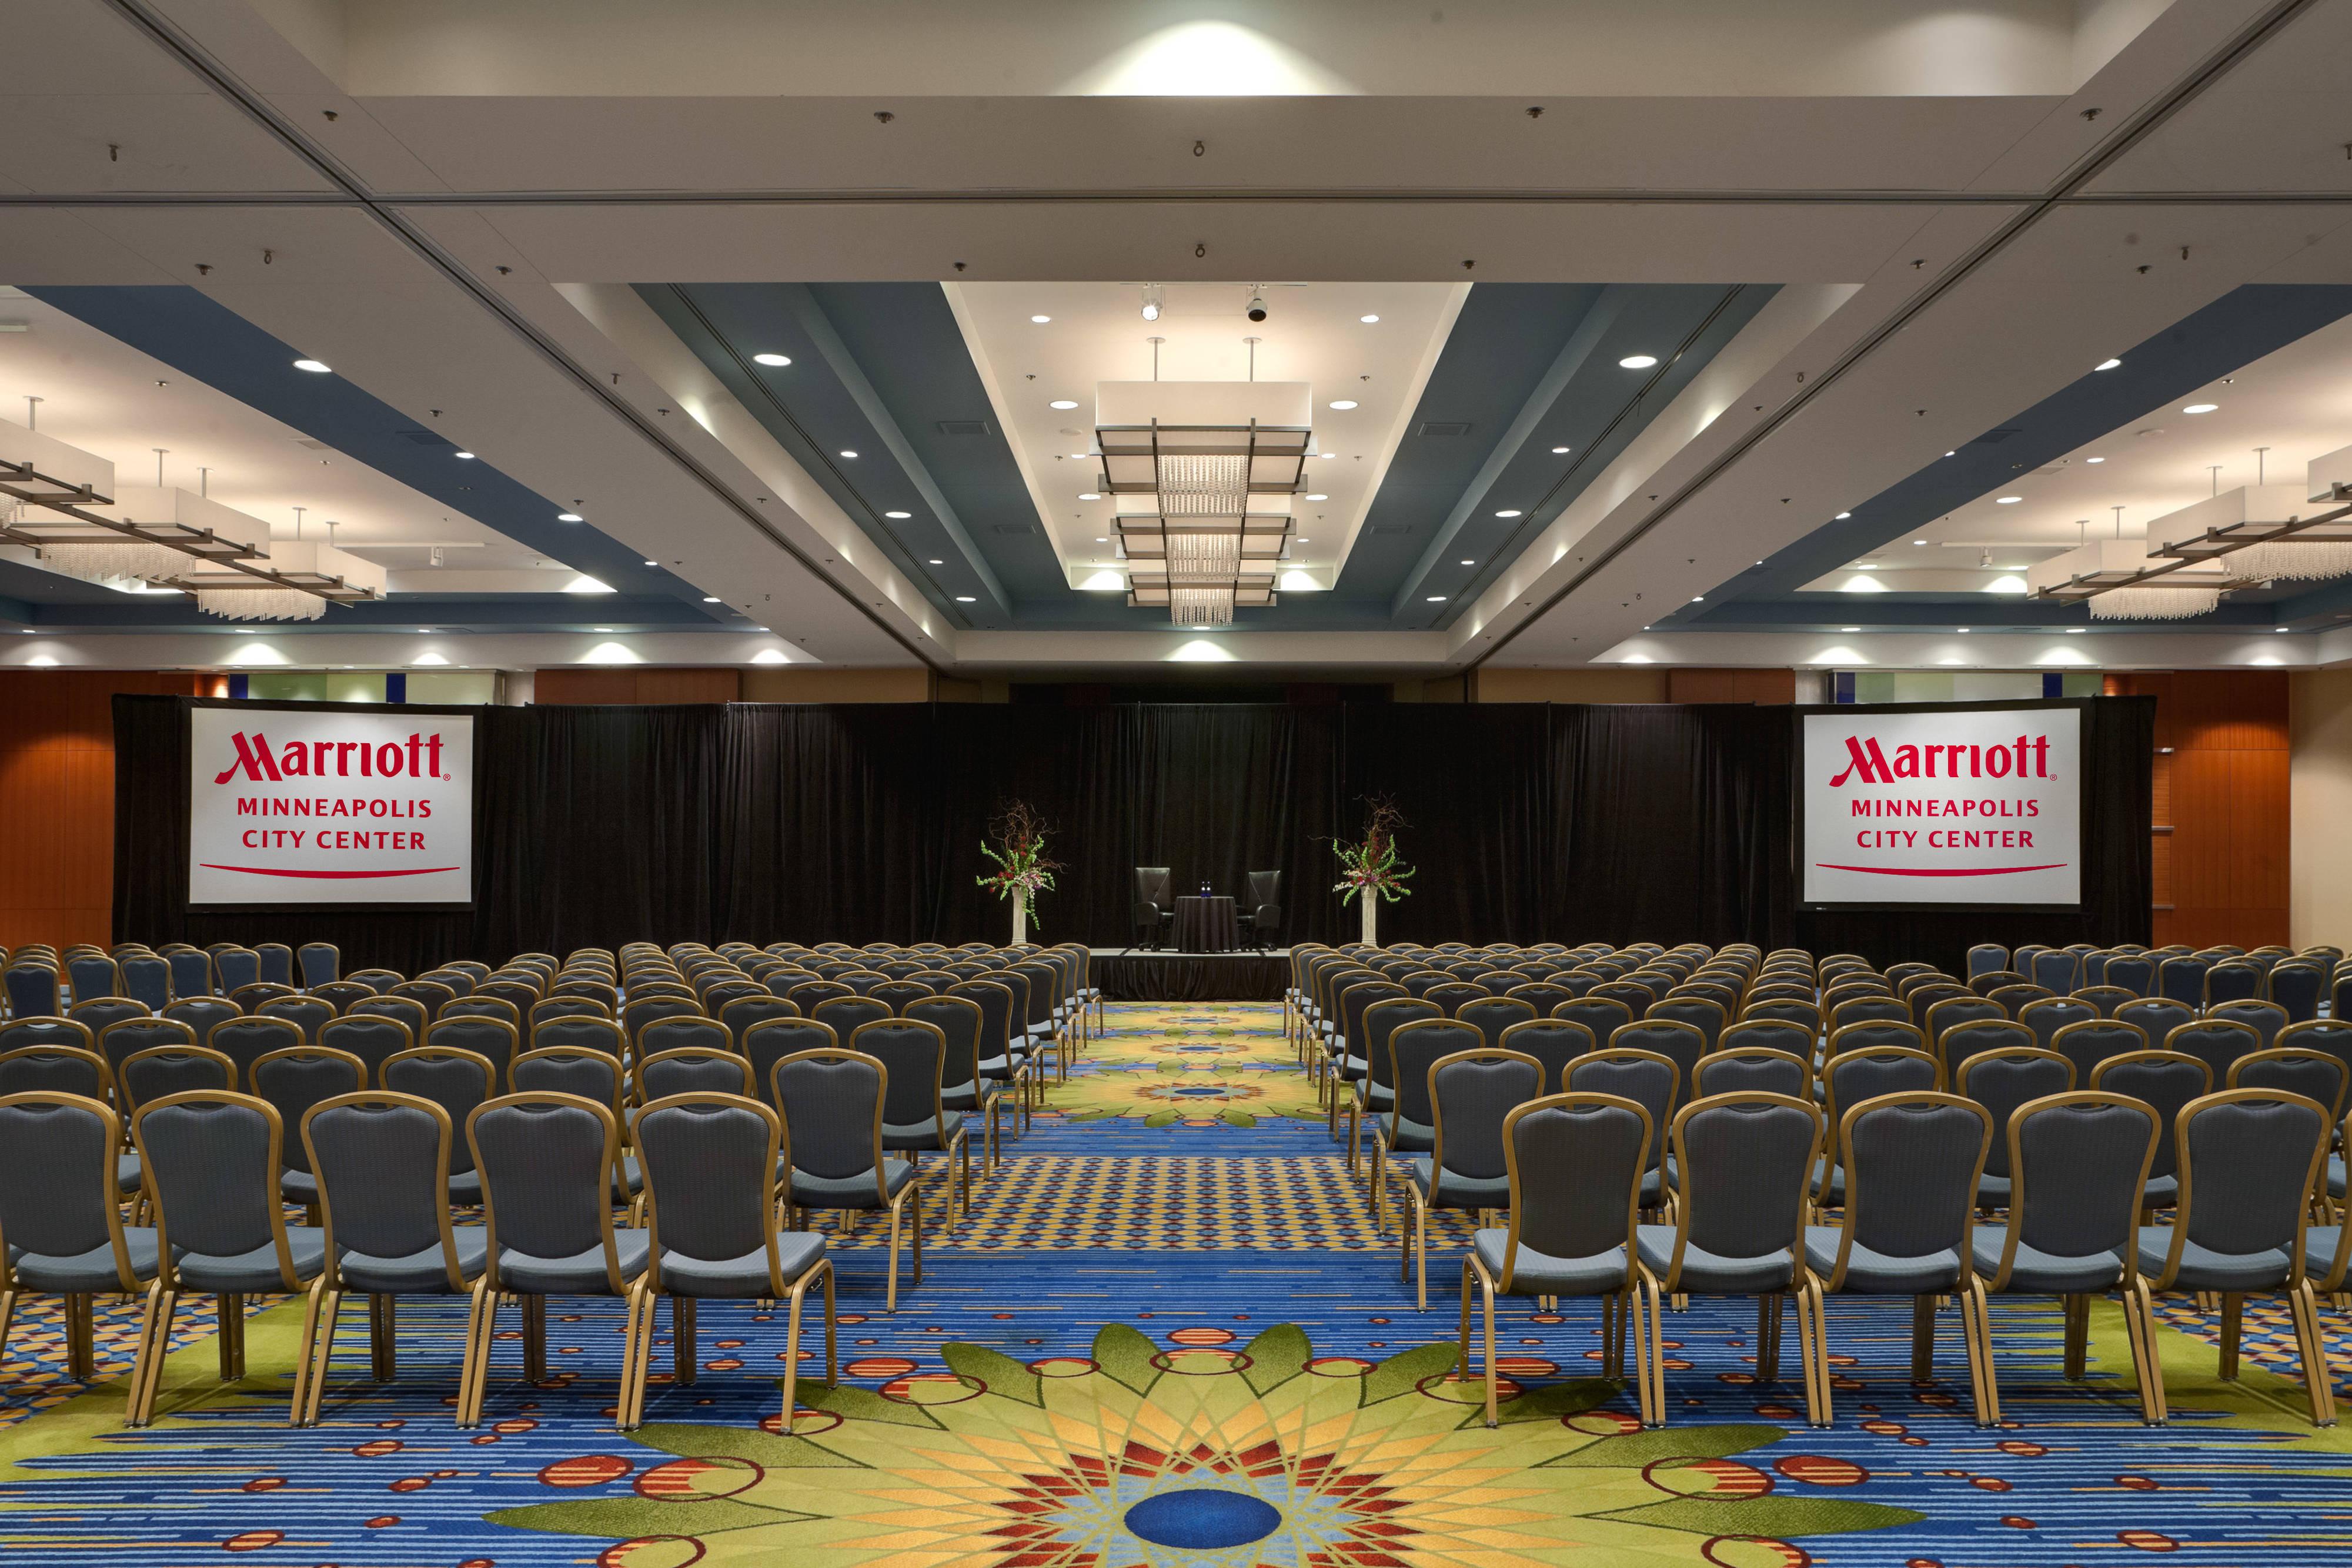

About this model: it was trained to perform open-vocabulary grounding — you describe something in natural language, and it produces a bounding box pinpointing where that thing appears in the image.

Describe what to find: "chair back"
[2027,950,2081,992]
[636,1015,730,1061]
[133,1090,297,1282]
[256,995,335,1047]
[96,1016,195,1084]
[468,1094,627,1290]
[386,979,455,1021]
[1492,1094,1650,1290]
[2228,1047,2349,1122]
[166,950,215,1001]
[346,967,406,992]
[0,1092,140,1285]
[294,943,339,988]
[813,995,891,1038]
[1505,982,1573,1018]
[1648,995,1726,1047]
[252,1047,367,1175]
[1608,1018,1705,1108]
[532,995,613,1027]
[1825,1093,1989,1288]
[2266,962,2326,1024]
[1456,997,1536,1052]
[2203,961,2265,1007]
[636,1045,754,1102]
[66,953,122,1001]
[2167,1090,2329,1280]
[868,979,936,1014]
[1955,1047,2073,1178]
[1938,1017,2032,1081]
[383,1047,496,1175]
[639,1094,788,1290]
[1388,1019,1482,1131]
[119,1041,236,1118]
[2278,1018,2352,1080]
[307,980,373,1013]
[2111,997,2191,1045]
[1831,995,1910,1031]
[2102,955,2156,997]
[119,954,171,1011]
[305,1092,469,1289]
[1823,1047,1942,1135]
[2069,984,2135,1017]
[773,1049,891,1199]
[511,1045,624,1114]
[531,1015,626,1059]
[853,1019,949,1134]
[1694,1046,1808,1099]
[1427,1049,1544,1182]
[1362,999,1441,1092]
[1826,1019,1923,1058]
[1666,1093,1823,1278]
[71,998,150,1040]
[0,1042,110,1100]
[2087,1049,2210,1179]
[1567,1048,1678,1175]
[1965,944,2009,980]
[2049,1018,2146,1084]
[159,996,239,1048]
[1990,1094,2158,1288]
[350,994,430,1042]
[2207,999,2288,1051]
[201,1014,300,1092]
[1925,995,2002,1042]
[2156,955,2210,1007]
[1498,1018,1592,1089]
[443,995,523,1029]
[1552,997,1634,1044]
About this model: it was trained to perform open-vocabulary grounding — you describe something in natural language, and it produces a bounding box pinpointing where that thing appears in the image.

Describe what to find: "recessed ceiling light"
[2276,626,2289,633]
[1078,492,1102,501]
[416,628,435,634]
[1297,539,1309,544]
[1426,595,1447,603]
[1618,355,1658,369]
[1095,537,1108,543]
[1070,452,1090,461]
[1956,627,1970,633]
[1304,493,1328,501]
[1030,315,1051,324]
[1995,496,2022,505]
[1049,399,1078,410]
[954,595,975,603]
[1459,559,1475,566]
[1495,509,1522,518]
[556,512,583,522]
[1551,446,1571,454]
[1835,511,1852,519]
[2183,403,2217,414]
[1840,627,1860,633]
[2096,357,2122,371]
[2086,456,2105,464]
[1692,595,1705,603]
[883,510,911,519]
[1359,314,1380,323]
[292,359,331,373]
[840,449,859,459]
[592,627,613,633]
[754,353,792,367]
[643,559,658,566]
[453,451,476,460]
[1944,450,1956,458]
[2065,628,2086,634]
[1319,451,1338,459]
[1328,400,1358,410]
[1915,539,1929,546]
[702,596,721,603]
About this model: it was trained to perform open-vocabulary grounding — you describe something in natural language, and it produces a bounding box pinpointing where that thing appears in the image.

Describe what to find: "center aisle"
[4,1005,2352,1567]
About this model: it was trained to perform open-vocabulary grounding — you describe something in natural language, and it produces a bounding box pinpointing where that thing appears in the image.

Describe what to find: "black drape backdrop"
[115,694,2152,978]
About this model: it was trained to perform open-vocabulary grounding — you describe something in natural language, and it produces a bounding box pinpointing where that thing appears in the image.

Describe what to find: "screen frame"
[183,695,485,915]
[1791,696,2094,916]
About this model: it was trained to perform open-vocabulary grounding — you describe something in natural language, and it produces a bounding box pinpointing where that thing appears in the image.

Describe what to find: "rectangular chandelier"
[1094,381,1309,624]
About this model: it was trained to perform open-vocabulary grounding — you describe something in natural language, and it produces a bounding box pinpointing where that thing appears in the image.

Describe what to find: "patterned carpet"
[4,1002,2352,1567]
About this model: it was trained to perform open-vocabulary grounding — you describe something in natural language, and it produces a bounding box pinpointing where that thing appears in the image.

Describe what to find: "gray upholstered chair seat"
[610,1153,644,1199]
[1471,1229,1627,1295]
[1352,1080,1394,1112]
[1406,1157,1508,1209]
[2307,1226,2342,1280]
[339,1227,489,1293]
[447,1171,483,1203]
[1969,1227,2124,1293]
[790,1159,916,1209]
[174,1227,328,1292]
[497,1231,651,1294]
[1634,1224,1795,1293]
[883,1111,964,1150]
[9,1231,159,1292]
[1976,1172,2012,1203]
[1381,1113,1434,1153]
[1808,1156,1845,1202]
[116,1152,143,1195]
[2328,1154,2343,1200]
[977,1055,1023,1079]
[2140,1174,2177,1206]
[2136,1226,2289,1291]
[1803,1226,1961,1293]
[657,1233,826,1296]
[280,1169,319,1203]
[941,1080,984,1111]
[1334,1055,1369,1083]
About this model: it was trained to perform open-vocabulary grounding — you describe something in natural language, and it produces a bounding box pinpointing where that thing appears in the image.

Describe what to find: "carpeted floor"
[4,1002,2352,1566]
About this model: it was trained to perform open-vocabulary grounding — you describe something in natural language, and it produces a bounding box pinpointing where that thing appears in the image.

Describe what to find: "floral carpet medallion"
[491,1322,1917,1567]
[1054,1007,1322,1127]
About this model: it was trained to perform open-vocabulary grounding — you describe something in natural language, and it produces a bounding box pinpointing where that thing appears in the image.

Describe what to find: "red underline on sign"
[1815,864,2066,878]
[198,864,459,880]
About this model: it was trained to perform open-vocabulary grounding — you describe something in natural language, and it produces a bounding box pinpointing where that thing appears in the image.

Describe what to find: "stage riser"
[1096,953,1288,1003]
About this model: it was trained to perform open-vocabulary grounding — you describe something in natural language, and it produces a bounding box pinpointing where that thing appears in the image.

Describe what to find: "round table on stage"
[1174,895,1240,952]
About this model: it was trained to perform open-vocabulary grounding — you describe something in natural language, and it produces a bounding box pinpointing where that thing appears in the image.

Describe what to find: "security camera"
[1246,293,1268,323]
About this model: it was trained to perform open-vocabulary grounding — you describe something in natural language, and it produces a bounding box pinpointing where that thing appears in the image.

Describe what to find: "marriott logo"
[213,731,449,784]
[1828,734,2052,787]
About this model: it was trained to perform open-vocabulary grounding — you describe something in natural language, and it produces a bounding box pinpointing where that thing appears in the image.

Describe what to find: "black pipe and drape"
[114,694,2151,978]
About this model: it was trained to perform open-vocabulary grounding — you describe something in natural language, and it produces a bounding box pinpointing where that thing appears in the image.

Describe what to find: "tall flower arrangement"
[977,799,1061,941]
[1332,797,1412,944]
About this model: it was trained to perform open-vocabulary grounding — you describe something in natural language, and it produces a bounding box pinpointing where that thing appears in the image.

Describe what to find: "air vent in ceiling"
[991,523,1035,536]
[1416,421,1472,438]
[1367,523,1415,537]
[291,438,331,451]
[937,419,991,437]
[1970,428,2022,444]
[396,429,456,447]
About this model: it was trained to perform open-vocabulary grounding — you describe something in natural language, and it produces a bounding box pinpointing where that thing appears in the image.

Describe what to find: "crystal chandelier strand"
[38,540,192,585]
[194,587,327,622]
[2089,584,2220,621]
[2221,540,2352,584]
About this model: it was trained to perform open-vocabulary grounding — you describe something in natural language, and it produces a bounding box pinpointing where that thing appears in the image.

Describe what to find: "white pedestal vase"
[1359,887,1378,947]
[1012,901,1028,946]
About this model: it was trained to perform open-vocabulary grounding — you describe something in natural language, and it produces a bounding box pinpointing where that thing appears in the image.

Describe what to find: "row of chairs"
[1966,940,2348,1016]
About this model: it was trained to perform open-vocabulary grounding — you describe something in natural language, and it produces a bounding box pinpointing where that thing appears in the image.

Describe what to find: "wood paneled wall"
[2104,671,2289,949]
[532,667,743,705]
[0,670,210,951]
[1666,667,1797,704]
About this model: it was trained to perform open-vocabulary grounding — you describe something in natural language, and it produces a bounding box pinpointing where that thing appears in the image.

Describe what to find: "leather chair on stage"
[1238,871,1283,951]
[1133,867,1175,950]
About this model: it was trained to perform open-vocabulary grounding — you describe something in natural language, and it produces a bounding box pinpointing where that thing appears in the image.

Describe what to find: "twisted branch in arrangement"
[976,798,1063,928]
[1331,795,1415,902]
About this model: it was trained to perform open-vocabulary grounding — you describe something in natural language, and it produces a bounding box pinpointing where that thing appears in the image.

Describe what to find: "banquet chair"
[1965,945,2009,981]
[2208,999,2289,1052]
[531,1015,625,1061]
[1805,1092,1995,1425]
[2157,955,2211,1008]
[1609,1019,1706,1114]
[119,954,172,1012]
[163,949,214,1002]
[1814,1044,1942,1219]
[1133,867,1175,949]
[1458,996,1536,1052]
[1956,1046,2073,1208]
[97,1016,196,1091]
[258,995,336,1047]
[1693,1046,1808,1100]
[773,1049,923,1310]
[947,979,1031,1132]
[291,1091,489,1425]
[0,1092,159,1385]
[443,995,523,1029]
[204,1014,301,1092]
[625,1092,835,1432]
[252,1045,368,1215]
[425,1016,519,1093]
[2113,997,2192,1047]
[1636,1092,1828,1426]
[212,950,262,995]
[296,943,340,989]
[308,980,375,1014]
[1568,1048,1678,1220]
[384,1047,498,1203]
[1498,1018,1593,1091]
[0,1041,111,1102]
[1350,998,1441,1176]
[2027,950,2082,993]
[854,1018,972,1228]
[634,1015,730,1064]
[387,979,456,1022]
[1973,1092,2165,1422]
[1400,1048,1545,1310]
[2203,961,2265,1007]
[904,995,1001,1174]
[255,945,295,988]
[461,1092,646,1428]
[2278,1018,2352,1081]
[1239,871,1283,951]
[66,953,122,1002]
[2227,1048,2348,1122]
[2047,1018,2146,1085]
[510,1045,626,1116]
[2138,1089,2335,1425]
[2269,963,2327,1025]
[1374,1018,1482,1231]
[1725,1018,1816,1065]
[2089,1051,2210,1215]
[119,1042,236,1122]
[1458,1091,1655,1427]
[1937,1016,2031,1082]
[346,968,406,992]
[126,1091,328,1425]
[635,1044,753,1104]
